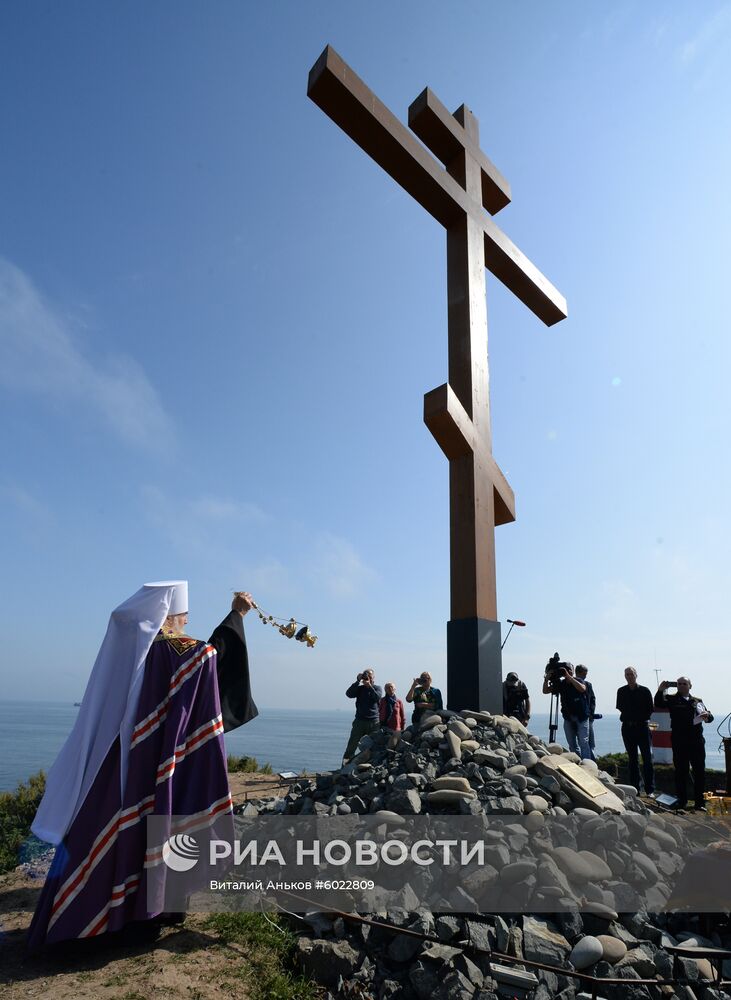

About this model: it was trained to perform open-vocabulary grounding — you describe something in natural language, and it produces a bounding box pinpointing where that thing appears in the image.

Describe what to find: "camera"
[544,652,571,692]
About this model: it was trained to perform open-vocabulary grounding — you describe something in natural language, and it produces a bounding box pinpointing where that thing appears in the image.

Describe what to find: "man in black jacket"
[342,668,383,764]
[616,667,654,794]
[654,676,714,810]
[503,672,531,725]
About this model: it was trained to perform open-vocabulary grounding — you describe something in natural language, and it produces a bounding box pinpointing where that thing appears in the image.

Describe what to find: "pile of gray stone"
[294,909,730,1000]
[237,709,731,999]
[242,709,638,820]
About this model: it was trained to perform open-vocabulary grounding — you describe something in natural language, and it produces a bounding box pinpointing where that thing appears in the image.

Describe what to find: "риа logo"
[162,834,200,872]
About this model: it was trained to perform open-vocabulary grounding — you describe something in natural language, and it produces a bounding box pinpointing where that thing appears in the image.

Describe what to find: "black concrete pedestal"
[446,617,503,713]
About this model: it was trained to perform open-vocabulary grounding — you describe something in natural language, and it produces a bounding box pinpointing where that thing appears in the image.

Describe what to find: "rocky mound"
[240,710,640,819]
[237,709,731,999]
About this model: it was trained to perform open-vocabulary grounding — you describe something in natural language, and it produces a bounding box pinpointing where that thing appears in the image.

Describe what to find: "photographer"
[406,671,443,726]
[575,665,597,761]
[342,668,383,765]
[542,655,591,759]
[655,677,714,811]
[503,672,531,725]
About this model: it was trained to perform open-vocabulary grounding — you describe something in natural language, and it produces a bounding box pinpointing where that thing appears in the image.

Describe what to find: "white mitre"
[32,580,190,845]
[145,579,188,615]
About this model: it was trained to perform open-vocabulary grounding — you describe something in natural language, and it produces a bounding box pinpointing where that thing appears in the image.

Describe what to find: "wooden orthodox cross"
[308,46,567,712]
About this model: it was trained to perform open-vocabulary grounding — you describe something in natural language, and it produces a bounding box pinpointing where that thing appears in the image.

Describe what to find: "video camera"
[544,652,572,692]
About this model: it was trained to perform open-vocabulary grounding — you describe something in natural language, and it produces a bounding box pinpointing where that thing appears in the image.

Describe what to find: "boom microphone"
[501,618,526,650]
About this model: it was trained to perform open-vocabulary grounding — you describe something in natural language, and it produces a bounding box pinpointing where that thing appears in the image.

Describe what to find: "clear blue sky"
[1,2,729,720]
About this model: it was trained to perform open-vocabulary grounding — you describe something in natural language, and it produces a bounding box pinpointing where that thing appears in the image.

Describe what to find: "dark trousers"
[343,718,379,762]
[672,733,706,807]
[621,722,655,794]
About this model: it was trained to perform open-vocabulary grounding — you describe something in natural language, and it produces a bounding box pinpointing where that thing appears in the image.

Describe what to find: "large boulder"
[427,788,477,805]
[569,935,603,970]
[596,934,628,964]
[387,788,422,814]
[522,916,571,966]
[432,776,473,794]
[447,718,473,740]
[445,730,462,760]
[419,713,444,730]
[295,938,364,988]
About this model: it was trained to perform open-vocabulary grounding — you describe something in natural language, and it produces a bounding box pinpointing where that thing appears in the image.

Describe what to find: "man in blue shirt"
[543,661,591,759]
[342,668,383,764]
[575,665,597,761]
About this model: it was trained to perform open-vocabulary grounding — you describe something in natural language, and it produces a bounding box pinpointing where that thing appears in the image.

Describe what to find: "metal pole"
[500,622,515,650]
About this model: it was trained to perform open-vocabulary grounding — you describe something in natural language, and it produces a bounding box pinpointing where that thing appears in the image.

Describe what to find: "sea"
[1,701,728,793]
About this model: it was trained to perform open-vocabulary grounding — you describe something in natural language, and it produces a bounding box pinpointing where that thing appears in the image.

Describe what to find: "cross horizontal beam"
[408,87,511,216]
[424,382,515,526]
[307,45,567,327]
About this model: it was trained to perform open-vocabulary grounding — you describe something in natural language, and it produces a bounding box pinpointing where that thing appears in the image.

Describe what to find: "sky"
[1,2,730,722]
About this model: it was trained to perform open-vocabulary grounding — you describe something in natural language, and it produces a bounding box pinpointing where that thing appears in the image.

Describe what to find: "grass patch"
[0,771,46,874]
[102,974,130,987]
[227,755,273,775]
[595,753,626,776]
[204,912,320,999]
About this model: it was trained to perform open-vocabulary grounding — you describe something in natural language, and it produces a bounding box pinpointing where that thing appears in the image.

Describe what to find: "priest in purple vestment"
[27,580,258,952]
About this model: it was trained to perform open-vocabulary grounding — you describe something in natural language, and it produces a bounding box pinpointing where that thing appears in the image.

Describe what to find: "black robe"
[209,611,259,732]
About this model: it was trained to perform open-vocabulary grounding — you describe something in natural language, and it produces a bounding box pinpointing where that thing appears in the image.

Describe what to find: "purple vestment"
[28,630,236,950]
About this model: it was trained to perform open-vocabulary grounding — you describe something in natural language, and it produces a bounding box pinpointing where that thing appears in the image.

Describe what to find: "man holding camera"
[654,677,714,811]
[542,656,591,759]
[406,671,443,726]
[342,668,383,764]
[575,665,597,760]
